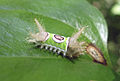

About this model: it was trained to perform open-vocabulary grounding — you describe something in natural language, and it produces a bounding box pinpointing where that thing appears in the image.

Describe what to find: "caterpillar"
[27,18,107,65]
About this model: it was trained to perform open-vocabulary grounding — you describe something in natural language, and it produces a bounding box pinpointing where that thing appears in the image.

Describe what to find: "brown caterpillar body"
[27,18,107,65]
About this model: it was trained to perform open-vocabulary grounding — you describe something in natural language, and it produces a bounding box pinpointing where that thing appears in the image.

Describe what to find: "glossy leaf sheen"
[0,0,114,81]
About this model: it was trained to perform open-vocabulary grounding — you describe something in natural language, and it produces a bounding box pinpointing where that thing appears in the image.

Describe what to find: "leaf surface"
[0,0,114,81]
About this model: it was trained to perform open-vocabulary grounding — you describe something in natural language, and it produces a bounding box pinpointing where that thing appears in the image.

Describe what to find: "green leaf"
[0,0,115,81]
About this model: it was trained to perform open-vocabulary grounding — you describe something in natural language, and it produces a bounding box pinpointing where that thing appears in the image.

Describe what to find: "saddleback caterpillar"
[27,18,107,65]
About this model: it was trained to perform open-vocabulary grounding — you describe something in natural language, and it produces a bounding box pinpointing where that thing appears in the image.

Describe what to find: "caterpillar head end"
[86,43,107,65]
[27,18,48,43]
